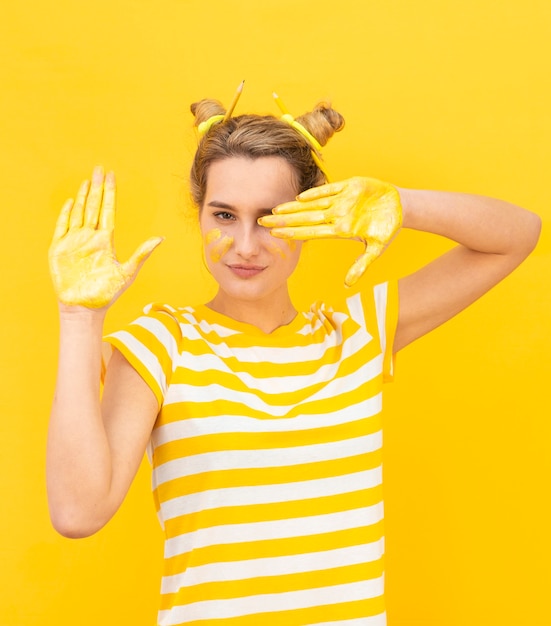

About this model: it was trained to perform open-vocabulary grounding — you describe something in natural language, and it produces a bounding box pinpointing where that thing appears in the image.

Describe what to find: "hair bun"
[296,103,345,147]
[190,99,226,127]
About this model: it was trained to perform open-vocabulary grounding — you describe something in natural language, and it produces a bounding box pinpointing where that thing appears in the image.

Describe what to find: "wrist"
[58,303,108,326]
[395,186,415,229]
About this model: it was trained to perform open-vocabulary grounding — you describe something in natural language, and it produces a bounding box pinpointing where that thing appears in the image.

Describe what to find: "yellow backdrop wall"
[1,1,549,624]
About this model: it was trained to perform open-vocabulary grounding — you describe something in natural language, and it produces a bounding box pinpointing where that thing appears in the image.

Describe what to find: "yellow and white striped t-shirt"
[106,281,398,626]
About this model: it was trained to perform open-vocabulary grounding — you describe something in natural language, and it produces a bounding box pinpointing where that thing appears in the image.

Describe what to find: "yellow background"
[1,1,550,624]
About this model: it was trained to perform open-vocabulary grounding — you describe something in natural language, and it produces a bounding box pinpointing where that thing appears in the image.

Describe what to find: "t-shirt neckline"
[192,303,307,338]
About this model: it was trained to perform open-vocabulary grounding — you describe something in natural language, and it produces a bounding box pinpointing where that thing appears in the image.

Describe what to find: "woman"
[47,95,541,625]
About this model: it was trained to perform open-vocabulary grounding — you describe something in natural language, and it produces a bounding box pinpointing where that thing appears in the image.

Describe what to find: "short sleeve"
[350,281,398,383]
[103,303,182,408]
[373,281,399,382]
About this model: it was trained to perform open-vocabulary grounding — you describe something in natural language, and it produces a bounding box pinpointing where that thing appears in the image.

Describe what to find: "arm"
[259,177,541,351]
[394,189,541,351]
[47,310,158,537]
[47,166,162,537]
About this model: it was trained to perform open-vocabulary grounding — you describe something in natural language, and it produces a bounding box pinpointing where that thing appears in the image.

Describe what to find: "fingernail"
[149,236,164,247]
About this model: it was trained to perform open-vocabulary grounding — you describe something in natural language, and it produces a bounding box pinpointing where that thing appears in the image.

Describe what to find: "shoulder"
[311,281,398,333]
[318,281,399,380]
[129,302,208,342]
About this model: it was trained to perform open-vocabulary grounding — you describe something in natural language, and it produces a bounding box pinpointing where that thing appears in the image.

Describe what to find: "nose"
[233,221,261,259]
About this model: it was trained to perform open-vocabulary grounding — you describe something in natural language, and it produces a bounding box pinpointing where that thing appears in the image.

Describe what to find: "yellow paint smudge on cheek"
[209,233,234,262]
[205,228,222,245]
[204,228,233,262]
[266,240,287,259]
[266,238,298,260]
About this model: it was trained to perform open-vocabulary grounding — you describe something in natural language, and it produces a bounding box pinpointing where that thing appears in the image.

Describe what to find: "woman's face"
[199,156,302,307]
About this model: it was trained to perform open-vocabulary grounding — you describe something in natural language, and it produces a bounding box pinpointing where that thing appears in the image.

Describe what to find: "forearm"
[46,167,162,536]
[398,188,542,258]
[394,188,541,351]
[47,307,114,536]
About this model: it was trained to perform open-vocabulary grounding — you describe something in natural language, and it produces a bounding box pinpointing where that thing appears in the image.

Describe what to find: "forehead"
[205,157,298,208]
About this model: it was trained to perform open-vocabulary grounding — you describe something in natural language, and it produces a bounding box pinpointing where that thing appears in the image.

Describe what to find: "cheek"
[205,228,222,245]
[204,228,233,263]
[265,237,299,260]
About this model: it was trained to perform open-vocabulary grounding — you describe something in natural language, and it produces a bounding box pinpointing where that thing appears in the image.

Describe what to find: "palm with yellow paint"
[260,177,402,286]
[48,166,163,309]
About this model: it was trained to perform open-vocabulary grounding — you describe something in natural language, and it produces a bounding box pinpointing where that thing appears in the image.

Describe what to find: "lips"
[227,264,266,278]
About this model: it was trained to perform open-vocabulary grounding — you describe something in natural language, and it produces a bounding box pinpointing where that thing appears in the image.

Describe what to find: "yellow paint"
[262,177,401,286]
[48,171,163,308]
[266,240,287,259]
[205,228,222,245]
[205,228,233,262]
[2,2,550,625]
[210,235,233,261]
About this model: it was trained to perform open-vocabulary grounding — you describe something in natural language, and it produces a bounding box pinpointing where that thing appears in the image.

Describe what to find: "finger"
[121,236,164,278]
[270,224,337,240]
[52,198,74,241]
[84,166,105,228]
[69,179,90,229]
[99,170,116,230]
[344,244,384,287]
[272,196,332,215]
[260,209,328,228]
[296,180,347,201]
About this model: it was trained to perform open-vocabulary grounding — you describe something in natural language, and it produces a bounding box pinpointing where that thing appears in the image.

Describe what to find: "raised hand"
[259,177,402,287]
[48,166,163,308]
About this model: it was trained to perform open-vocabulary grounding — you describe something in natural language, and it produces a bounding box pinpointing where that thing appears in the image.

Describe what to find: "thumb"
[121,236,164,278]
[344,243,383,287]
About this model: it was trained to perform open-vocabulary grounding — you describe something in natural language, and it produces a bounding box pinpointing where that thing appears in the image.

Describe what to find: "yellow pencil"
[272,92,290,116]
[224,80,245,121]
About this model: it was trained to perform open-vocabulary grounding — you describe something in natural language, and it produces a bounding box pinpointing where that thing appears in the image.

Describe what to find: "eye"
[214,211,235,221]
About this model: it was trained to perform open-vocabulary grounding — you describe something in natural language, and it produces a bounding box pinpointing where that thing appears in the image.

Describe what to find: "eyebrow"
[207,201,235,210]
[207,200,275,216]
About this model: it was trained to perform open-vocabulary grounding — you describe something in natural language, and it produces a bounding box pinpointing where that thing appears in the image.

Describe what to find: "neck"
[206,289,298,334]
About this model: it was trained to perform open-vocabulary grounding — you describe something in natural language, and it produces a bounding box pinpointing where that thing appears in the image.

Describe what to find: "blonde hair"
[189,99,345,207]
